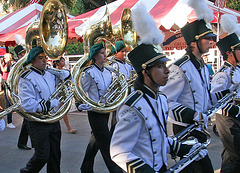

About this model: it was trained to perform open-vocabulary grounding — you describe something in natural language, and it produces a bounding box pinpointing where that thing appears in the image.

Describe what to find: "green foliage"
[65,42,84,55]
[226,0,240,11]
[71,0,87,16]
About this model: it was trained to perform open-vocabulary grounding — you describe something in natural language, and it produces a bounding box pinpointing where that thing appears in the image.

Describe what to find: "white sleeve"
[0,119,5,131]
[18,78,42,113]
[110,105,142,172]
[81,72,93,93]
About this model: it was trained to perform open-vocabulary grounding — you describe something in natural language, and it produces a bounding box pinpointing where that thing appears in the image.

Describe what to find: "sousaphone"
[6,0,72,123]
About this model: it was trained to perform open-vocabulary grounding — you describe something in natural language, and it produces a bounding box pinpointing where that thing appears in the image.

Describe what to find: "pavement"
[0,105,222,173]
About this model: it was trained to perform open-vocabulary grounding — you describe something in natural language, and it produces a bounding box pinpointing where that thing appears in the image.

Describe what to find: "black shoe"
[18,144,31,150]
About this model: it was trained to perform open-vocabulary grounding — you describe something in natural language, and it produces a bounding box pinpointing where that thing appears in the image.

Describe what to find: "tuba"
[72,7,129,113]
[6,0,72,123]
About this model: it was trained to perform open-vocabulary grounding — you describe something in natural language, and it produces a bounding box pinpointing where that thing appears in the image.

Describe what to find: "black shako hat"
[181,19,216,45]
[128,44,169,73]
[14,45,26,55]
[216,33,240,55]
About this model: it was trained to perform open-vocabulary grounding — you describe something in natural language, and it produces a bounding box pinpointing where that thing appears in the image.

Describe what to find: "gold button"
[149,127,152,131]
[145,117,148,120]
[189,80,191,83]
[154,164,158,167]
[166,111,168,114]
[195,101,198,104]
[152,139,156,142]
[138,107,141,111]
[193,90,196,93]
[153,151,157,154]
[183,70,186,73]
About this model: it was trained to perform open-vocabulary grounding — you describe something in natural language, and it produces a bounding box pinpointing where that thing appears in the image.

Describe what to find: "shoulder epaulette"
[219,65,228,72]
[174,55,190,67]
[83,65,94,72]
[125,90,143,107]
[20,69,32,79]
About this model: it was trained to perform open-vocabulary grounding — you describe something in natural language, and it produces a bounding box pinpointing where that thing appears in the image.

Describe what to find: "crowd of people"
[1,2,240,173]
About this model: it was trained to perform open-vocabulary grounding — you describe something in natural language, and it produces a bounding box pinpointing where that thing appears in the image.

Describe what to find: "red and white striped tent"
[72,0,240,34]
[70,0,240,50]
[0,3,77,46]
[0,3,42,35]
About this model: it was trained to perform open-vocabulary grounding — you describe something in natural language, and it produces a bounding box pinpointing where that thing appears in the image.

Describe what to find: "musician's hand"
[50,99,60,109]
[189,143,208,161]
[78,103,92,111]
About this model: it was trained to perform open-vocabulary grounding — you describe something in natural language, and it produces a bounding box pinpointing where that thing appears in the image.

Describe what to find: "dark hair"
[59,57,64,61]
[185,43,195,53]
[53,60,60,68]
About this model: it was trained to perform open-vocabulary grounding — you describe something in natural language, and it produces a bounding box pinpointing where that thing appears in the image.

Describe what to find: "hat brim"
[202,33,216,41]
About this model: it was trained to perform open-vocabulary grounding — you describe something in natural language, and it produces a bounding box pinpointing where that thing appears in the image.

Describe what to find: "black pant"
[20,121,61,173]
[172,124,214,173]
[81,111,122,173]
[18,119,30,146]
[216,113,240,173]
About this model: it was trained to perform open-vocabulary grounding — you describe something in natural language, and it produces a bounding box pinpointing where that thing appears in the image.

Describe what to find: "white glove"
[50,99,60,109]
[230,83,239,92]
[78,103,92,111]
[188,143,208,161]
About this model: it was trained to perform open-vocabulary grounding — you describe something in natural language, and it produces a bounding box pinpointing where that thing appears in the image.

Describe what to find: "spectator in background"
[53,57,77,134]
[1,53,15,128]
[203,54,214,77]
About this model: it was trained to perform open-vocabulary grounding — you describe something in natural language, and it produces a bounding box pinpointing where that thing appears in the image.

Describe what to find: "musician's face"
[143,62,169,91]
[198,37,215,53]
[95,48,106,66]
[115,48,126,61]
[59,58,65,68]
[32,52,47,71]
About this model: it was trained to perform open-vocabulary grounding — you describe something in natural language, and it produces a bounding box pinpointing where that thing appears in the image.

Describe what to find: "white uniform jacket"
[18,66,71,114]
[211,61,240,115]
[160,53,227,126]
[111,85,182,172]
[111,57,134,80]
[82,63,113,102]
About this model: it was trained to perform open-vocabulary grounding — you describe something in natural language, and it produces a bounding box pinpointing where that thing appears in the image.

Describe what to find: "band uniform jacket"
[160,53,224,126]
[110,86,185,172]
[18,66,71,114]
[111,57,134,80]
[82,63,113,102]
[211,61,240,113]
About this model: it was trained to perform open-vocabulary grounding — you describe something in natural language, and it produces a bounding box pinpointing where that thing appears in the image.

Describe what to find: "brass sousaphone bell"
[6,0,72,123]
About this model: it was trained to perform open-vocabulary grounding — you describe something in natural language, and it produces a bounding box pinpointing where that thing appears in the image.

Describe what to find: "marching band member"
[0,118,5,131]
[110,43,208,173]
[211,14,240,172]
[78,42,122,173]
[110,40,134,80]
[111,4,208,173]
[18,46,71,173]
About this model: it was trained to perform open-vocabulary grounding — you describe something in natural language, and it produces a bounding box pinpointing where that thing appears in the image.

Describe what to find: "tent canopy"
[72,0,240,36]
[0,3,77,46]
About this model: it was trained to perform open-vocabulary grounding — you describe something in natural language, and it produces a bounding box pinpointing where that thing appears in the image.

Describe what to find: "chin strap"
[196,41,203,54]
[145,70,160,87]
[233,50,239,64]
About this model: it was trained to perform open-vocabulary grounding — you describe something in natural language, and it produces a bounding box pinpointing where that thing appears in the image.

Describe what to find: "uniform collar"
[187,52,205,69]
[30,66,45,75]
[94,63,104,72]
[134,77,158,100]
[114,57,125,64]
[224,61,236,71]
